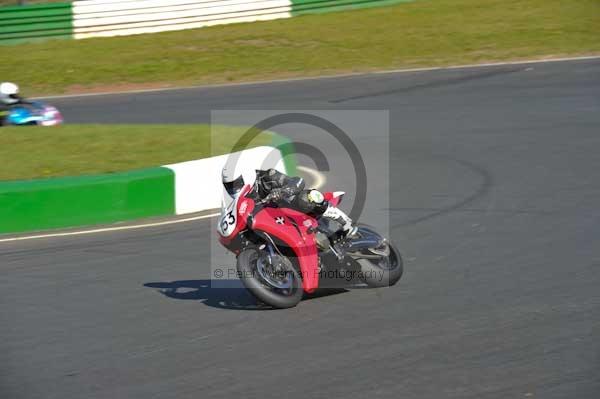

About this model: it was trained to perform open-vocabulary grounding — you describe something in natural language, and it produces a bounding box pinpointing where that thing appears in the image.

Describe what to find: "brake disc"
[256,255,294,290]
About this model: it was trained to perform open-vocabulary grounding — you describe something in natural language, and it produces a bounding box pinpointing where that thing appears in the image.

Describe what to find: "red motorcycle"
[217,184,403,308]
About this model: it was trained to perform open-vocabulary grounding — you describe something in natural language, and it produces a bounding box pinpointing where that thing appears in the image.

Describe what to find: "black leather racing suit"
[250,168,329,217]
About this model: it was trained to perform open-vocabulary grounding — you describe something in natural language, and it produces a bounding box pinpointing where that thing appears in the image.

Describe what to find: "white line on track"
[0,213,221,243]
[34,55,600,100]
[0,167,326,243]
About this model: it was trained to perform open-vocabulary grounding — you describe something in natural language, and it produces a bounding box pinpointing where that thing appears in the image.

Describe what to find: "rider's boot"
[323,206,358,238]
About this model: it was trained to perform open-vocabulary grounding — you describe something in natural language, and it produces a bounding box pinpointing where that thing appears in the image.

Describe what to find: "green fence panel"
[0,3,72,21]
[0,2,72,44]
[0,20,72,34]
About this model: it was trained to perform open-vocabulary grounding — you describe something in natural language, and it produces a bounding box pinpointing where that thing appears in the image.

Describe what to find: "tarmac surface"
[1,58,599,398]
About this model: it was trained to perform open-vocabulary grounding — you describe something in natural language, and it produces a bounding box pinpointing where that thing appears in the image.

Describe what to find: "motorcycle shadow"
[144,279,349,310]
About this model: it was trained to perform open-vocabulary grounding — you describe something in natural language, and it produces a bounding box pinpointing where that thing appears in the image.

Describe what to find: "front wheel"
[357,240,403,288]
[237,247,303,309]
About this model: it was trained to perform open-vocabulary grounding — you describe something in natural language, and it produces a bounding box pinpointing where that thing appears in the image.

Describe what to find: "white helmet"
[0,82,20,105]
[222,164,244,197]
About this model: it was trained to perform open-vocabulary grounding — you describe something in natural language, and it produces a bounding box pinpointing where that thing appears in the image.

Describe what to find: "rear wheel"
[357,240,403,288]
[237,247,303,309]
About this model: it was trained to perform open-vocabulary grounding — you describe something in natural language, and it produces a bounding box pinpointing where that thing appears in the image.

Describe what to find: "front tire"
[237,248,303,309]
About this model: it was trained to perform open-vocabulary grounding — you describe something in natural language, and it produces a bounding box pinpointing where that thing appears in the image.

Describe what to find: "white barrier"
[72,0,293,39]
[164,145,287,215]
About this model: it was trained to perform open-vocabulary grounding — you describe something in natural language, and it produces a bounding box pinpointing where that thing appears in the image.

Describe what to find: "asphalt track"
[2,58,600,399]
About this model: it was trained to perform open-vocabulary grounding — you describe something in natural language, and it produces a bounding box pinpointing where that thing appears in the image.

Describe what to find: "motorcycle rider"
[0,82,31,126]
[222,166,357,237]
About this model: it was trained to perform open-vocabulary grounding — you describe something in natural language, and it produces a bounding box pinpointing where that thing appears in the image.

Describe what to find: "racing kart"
[6,101,63,126]
[217,184,403,308]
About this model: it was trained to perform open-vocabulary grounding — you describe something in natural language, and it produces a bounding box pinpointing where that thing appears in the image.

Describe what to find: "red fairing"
[251,207,320,293]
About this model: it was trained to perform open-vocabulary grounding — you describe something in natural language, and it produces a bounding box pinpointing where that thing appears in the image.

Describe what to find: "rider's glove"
[273,187,294,201]
[265,189,283,203]
[281,187,297,197]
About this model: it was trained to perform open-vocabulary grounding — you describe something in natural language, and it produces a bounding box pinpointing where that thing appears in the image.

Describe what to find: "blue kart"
[6,101,63,126]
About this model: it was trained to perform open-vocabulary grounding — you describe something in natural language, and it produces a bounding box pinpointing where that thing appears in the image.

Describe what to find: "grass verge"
[0,124,274,180]
[1,0,598,96]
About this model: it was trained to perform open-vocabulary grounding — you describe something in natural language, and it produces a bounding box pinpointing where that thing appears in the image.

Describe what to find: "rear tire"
[357,241,403,288]
[237,248,303,309]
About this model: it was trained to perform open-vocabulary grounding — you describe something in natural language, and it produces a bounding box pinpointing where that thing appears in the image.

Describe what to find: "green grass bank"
[0,124,274,180]
[1,0,598,96]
